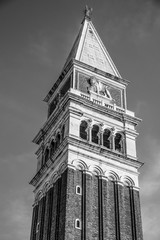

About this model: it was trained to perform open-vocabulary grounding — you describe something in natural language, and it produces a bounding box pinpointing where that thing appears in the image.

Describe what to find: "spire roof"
[63,12,121,78]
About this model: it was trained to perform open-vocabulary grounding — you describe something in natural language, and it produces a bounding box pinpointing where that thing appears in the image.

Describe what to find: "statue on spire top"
[84,5,93,20]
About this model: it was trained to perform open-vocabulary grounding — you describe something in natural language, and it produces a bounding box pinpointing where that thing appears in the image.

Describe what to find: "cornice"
[43,59,74,103]
[43,56,130,104]
[29,138,68,187]
[32,92,70,145]
[72,59,130,86]
[33,90,141,145]
[68,91,141,126]
[68,136,144,170]
[123,113,142,126]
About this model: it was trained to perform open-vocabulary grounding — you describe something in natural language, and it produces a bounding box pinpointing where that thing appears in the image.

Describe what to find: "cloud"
[135,100,147,116]
[103,0,160,44]
[0,93,45,139]
[130,1,160,40]
[140,137,160,197]
[0,152,34,240]
[149,0,160,6]
[28,33,54,67]
[0,0,13,6]
[0,93,36,119]
[1,190,32,240]
[142,205,160,240]
[140,137,160,240]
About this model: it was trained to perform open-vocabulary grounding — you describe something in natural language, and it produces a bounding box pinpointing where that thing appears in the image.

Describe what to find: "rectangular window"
[76,185,82,195]
[75,219,81,229]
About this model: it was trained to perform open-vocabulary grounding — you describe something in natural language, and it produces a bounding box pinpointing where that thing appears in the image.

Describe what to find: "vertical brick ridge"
[118,184,125,240]
[55,177,62,240]
[118,184,133,240]
[30,204,39,240]
[92,175,99,239]
[85,172,93,240]
[74,170,83,240]
[107,180,116,239]
[47,187,53,240]
[59,170,68,240]
[130,187,137,240]
[101,178,108,239]
[114,182,121,240]
[82,172,86,240]
[64,167,76,239]
[98,177,103,240]
[36,200,42,240]
[132,189,143,240]
[42,191,49,240]
[42,187,53,240]
[50,181,59,239]
[36,196,46,240]
[39,196,46,240]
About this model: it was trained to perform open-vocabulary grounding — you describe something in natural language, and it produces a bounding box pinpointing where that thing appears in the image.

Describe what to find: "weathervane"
[84,5,93,20]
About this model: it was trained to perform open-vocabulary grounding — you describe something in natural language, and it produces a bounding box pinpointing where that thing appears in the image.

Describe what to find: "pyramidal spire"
[63,7,121,78]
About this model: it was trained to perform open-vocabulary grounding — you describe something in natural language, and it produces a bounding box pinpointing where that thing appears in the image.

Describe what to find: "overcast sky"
[0,0,160,239]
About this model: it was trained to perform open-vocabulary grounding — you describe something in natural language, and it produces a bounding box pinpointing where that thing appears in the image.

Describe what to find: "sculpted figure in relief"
[88,76,98,93]
[88,76,112,99]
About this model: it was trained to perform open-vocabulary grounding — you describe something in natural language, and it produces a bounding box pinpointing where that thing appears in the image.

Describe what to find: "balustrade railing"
[71,89,134,117]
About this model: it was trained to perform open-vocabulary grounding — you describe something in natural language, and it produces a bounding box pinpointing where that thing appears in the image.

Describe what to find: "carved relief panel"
[76,71,125,108]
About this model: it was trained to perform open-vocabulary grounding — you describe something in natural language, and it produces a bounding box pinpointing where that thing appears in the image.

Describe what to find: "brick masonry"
[133,189,143,240]
[30,167,143,240]
[30,203,39,240]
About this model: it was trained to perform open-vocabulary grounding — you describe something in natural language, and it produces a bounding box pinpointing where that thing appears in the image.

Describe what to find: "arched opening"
[50,140,55,156]
[75,219,81,229]
[61,125,65,140]
[115,133,122,152]
[55,132,61,149]
[103,129,111,148]
[44,147,49,163]
[80,121,88,140]
[92,124,99,144]
[76,185,82,195]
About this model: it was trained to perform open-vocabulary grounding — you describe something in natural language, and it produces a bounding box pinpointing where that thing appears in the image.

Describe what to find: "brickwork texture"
[30,168,143,240]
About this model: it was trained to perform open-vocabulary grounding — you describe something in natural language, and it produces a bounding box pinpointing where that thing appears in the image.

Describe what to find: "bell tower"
[30,7,143,240]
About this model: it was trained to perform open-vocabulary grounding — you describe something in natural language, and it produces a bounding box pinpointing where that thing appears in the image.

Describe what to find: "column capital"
[82,169,93,176]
